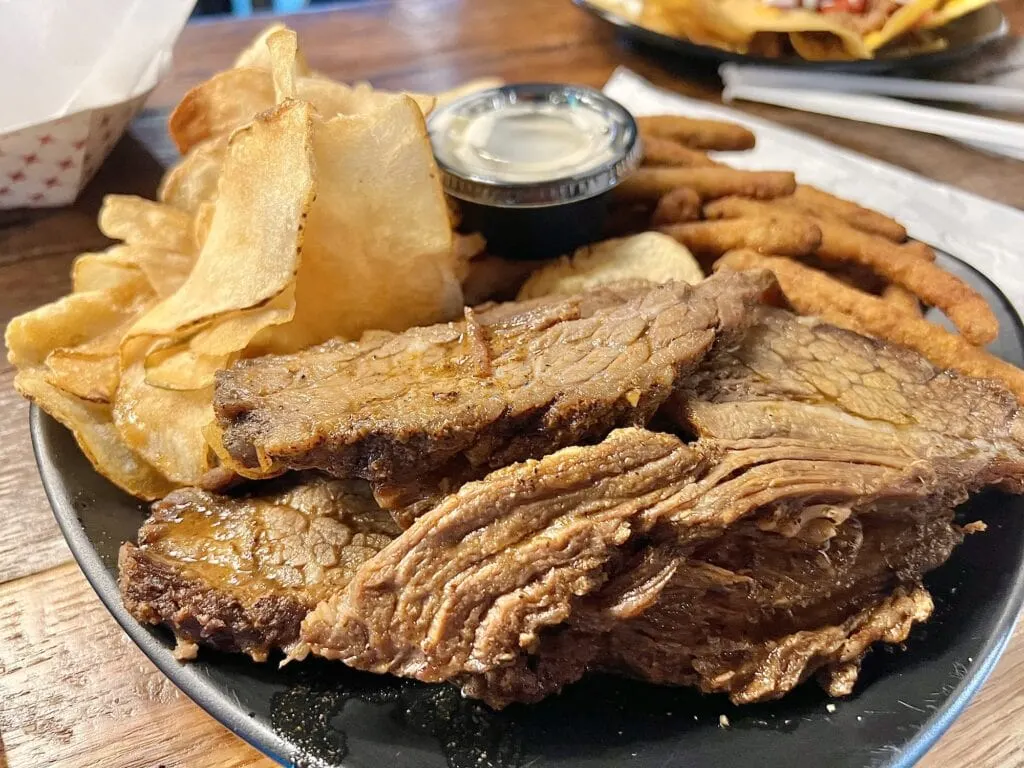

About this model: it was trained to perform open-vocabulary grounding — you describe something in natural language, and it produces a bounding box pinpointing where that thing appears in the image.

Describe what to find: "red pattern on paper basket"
[0,92,149,210]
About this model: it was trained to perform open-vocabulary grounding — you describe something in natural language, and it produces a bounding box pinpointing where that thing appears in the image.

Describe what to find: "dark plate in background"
[33,251,1024,768]
[575,0,1009,73]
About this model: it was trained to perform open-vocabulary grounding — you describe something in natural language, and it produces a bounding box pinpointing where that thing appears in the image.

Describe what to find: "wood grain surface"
[1,1,1022,766]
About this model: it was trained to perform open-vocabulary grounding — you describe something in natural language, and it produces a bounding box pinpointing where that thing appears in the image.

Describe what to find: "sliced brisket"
[119,474,398,661]
[299,308,1024,708]
[212,272,774,511]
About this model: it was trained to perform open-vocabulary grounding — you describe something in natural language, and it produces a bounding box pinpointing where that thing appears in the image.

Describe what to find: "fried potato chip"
[257,95,460,351]
[113,355,214,485]
[44,351,120,403]
[158,136,228,213]
[233,22,312,75]
[192,201,216,250]
[15,368,175,500]
[518,232,704,300]
[71,249,151,295]
[865,0,942,50]
[129,100,316,342]
[98,195,195,254]
[143,344,229,391]
[169,67,436,154]
[267,28,299,102]
[128,248,196,299]
[144,288,295,390]
[6,289,142,368]
[169,68,276,154]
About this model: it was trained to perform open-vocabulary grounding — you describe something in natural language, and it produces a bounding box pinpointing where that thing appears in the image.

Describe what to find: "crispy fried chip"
[168,66,437,154]
[44,351,120,404]
[6,290,142,368]
[258,95,459,351]
[98,195,195,254]
[113,353,214,485]
[266,28,299,102]
[233,23,313,74]
[15,369,175,500]
[71,250,150,295]
[129,100,316,342]
[865,0,943,50]
[158,136,228,213]
[518,232,704,300]
[923,0,994,28]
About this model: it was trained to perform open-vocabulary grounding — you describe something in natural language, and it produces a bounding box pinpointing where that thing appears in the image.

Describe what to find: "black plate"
[575,0,1009,72]
[33,251,1024,768]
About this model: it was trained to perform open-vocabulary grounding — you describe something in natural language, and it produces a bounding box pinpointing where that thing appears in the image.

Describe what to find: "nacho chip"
[923,0,994,28]
[865,0,943,50]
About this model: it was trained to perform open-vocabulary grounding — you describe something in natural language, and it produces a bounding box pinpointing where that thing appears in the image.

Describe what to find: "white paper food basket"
[0,89,154,210]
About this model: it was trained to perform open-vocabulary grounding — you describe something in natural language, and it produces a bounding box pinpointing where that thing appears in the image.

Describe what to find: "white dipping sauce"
[444,103,617,183]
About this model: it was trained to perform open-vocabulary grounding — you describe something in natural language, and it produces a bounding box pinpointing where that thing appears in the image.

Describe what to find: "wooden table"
[1,2,1023,766]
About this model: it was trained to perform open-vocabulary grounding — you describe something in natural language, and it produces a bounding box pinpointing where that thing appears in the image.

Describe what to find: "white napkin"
[603,68,1024,313]
[0,0,195,133]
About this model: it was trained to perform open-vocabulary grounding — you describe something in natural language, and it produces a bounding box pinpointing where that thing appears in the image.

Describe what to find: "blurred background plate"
[575,0,1009,72]
[32,252,1024,768]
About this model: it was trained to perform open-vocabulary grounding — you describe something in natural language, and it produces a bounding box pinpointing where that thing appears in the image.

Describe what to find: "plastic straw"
[722,83,1024,153]
[720,64,1024,113]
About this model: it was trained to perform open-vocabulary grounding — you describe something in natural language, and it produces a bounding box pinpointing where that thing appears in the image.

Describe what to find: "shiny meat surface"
[299,308,1024,708]
[212,272,773,508]
[119,474,398,661]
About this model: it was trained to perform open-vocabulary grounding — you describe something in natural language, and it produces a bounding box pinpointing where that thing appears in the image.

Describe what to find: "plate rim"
[574,0,1009,71]
[30,251,1024,768]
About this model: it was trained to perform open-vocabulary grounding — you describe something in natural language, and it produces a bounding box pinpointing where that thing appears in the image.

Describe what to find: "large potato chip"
[6,289,142,368]
[233,22,312,74]
[256,95,460,351]
[44,351,120,403]
[128,99,315,342]
[143,289,294,390]
[168,68,433,154]
[130,247,196,299]
[169,68,276,154]
[158,136,228,213]
[72,249,151,295]
[113,353,214,486]
[15,369,175,500]
[266,28,299,102]
[518,232,704,300]
[171,26,438,154]
[98,195,195,254]
[143,344,229,391]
